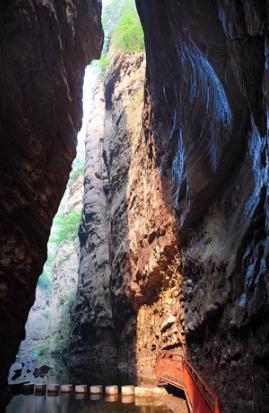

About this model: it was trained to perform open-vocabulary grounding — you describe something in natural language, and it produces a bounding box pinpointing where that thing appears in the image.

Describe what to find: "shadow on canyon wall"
[0,0,103,394]
[135,1,268,412]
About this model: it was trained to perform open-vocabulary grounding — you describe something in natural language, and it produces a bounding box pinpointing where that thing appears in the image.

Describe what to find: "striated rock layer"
[0,0,103,390]
[70,52,185,384]
[69,53,146,384]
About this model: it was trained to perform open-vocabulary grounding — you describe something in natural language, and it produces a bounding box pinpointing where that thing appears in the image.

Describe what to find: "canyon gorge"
[0,1,268,413]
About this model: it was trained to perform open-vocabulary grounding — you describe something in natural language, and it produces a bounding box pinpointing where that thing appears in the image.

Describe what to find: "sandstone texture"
[0,0,103,390]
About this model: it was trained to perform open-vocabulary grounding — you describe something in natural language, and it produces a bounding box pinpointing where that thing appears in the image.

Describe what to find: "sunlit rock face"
[69,53,147,384]
[0,0,103,390]
[136,0,268,412]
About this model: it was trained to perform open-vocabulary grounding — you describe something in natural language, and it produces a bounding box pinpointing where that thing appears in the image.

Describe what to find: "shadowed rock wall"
[0,0,103,391]
[136,1,268,411]
[72,0,269,410]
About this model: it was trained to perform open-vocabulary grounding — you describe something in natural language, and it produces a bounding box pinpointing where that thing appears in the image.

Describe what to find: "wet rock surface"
[0,0,103,390]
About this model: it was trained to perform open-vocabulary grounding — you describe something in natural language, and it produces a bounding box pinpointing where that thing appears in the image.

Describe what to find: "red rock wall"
[0,0,103,391]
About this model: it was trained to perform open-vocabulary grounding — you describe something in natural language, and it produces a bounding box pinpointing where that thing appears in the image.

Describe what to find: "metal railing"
[155,353,220,413]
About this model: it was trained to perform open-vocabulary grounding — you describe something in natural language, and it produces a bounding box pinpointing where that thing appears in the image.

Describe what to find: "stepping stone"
[135,386,167,397]
[60,384,74,393]
[122,395,135,404]
[105,385,118,395]
[35,384,46,393]
[23,383,34,393]
[90,385,103,394]
[121,385,135,395]
[75,385,88,393]
[47,384,60,393]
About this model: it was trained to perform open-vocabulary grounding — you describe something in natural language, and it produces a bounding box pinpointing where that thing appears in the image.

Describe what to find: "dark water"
[6,394,172,413]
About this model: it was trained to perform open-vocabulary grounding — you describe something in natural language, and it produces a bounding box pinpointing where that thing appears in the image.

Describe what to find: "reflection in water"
[105,394,118,402]
[122,396,135,404]
[7,394,173,413]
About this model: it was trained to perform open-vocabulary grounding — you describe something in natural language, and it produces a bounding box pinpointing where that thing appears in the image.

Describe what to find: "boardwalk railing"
[155,353,220,413]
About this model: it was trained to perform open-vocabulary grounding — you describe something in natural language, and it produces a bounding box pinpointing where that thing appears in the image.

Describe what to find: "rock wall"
[136,1,268,412]
[17,286,51,358]
[69,52,146,383]
[70,51,184,385]
[18,175,83,360]
[71,1,268,411]
[0,0,103,390]
[48,176,83,353]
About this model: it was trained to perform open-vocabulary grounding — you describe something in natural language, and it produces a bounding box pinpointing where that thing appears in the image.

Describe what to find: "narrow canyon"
[0,1,268,413]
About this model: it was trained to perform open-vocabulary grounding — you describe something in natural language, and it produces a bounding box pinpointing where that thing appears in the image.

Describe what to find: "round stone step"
[75,385,88,393]
[35,384,46,393]
[47,384,60,393]
[90,385,103,394]
[121,385,135,395]
[105,385,118,395]
[60,384,74,393]
[23,383,34,394]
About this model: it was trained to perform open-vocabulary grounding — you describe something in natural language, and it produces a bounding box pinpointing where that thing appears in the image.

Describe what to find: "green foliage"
[96,0,144,73]
[97,53,109,71]
[101,0,126,38]
[68,158,84,189]
[42,309,51,320]
[38,270,52,292]
[36,343,48,356]
[111,1,144,53]
[50,208,81,246]
[53,333,69,351]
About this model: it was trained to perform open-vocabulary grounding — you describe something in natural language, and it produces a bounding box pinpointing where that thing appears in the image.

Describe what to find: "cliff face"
[0,0,103,390]
[71,51,186,385]
[69,53,146,384]
[18,176,83,360]
[72,1,268,411]
[135,1,268,412]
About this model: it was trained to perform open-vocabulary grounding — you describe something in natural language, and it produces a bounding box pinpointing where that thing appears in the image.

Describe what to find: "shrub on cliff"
[111,3,144,52]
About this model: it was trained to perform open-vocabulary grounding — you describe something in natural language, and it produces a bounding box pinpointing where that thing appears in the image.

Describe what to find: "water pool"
[6,394,173,413]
